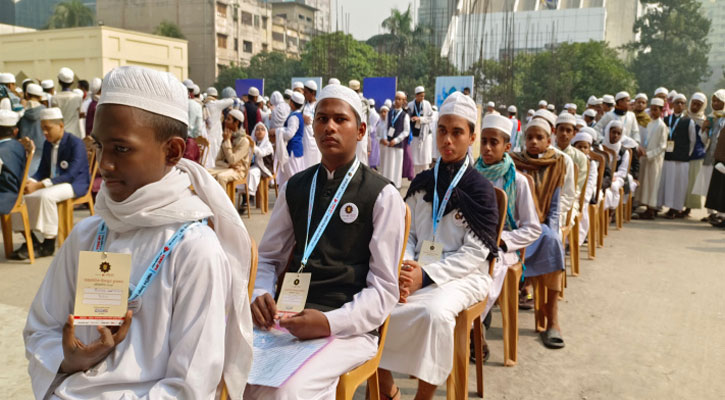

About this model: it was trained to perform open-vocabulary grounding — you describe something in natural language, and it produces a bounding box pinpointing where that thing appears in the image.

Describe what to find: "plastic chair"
[256,176,270,214]
[194,136,210,166]
[1,138,36,263]
[569,162,589,276]
[57,151,98,246]
[587,152,606,260]
[446,188,506,399]
[226,176,251,219]
[335,205,411,400]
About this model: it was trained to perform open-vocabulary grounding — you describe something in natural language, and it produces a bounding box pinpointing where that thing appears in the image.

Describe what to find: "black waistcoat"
[244,101,259,131]
[409,101,422,137]
[665,115,691,162]
[387,109,406,149]
[285,161,391,311]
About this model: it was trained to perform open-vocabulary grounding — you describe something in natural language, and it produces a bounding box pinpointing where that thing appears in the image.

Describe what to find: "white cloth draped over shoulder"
[24,159,253,400]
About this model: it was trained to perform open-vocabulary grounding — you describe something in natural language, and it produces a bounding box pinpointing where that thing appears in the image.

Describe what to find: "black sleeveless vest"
[665,115,691,162]
[244,101,259,132]
[285,161,391,311]
[387,109,406,149]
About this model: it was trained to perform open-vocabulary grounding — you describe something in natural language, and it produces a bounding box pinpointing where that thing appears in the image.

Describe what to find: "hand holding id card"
[73,251,131,326]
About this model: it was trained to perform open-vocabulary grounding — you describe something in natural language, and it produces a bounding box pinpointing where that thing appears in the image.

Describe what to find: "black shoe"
[8,243,29,260]
[38,238,56,257]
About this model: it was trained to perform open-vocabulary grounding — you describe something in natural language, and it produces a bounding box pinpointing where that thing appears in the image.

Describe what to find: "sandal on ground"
[540,329,565,349]
[384,386,400,400]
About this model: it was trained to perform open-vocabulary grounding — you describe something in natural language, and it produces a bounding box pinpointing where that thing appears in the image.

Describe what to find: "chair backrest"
[491,188,507,275]
[577,161,589,211]
[601,146,617,172]
[195,136,210,166]
[564,163,579,227]
[9,138,35,212]
[588,151,606,203]
[624,148,633,176]
[248,237,258,301]
[82,136,95,175]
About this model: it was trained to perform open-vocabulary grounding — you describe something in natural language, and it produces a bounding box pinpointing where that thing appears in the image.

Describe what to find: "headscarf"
[510,149,565,224]
[252,122,273,177]
[475,153,517,230]
[685,92,707,126]
[603,120,624,156]
[406,157,499,259]
[712,90,725,119]
[635,109,651,128]
[269,91,291,130]
[95,158,253,398]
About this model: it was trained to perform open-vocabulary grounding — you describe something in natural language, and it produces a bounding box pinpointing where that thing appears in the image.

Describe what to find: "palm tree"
[46,0,95,29]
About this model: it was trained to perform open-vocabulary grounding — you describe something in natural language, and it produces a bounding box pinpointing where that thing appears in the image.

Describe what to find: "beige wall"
[0,26,187,90]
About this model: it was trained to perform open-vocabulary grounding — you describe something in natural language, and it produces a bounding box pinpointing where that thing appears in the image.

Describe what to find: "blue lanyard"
[390,109,403,126]
[93,219,206,301]
[669,115,681,140]
[414,101,422,117]
[300,159,361,271]
[0,138,11,144]
[432,156,469,238]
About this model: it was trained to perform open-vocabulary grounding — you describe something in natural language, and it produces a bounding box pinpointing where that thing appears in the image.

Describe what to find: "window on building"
[306,17,312,22]
[216,2,227,18]
[300,39,308,48]
[242,11,253,25]
[262,16,268,29]
[217,34,227,49]
[254,15,260,27]
[262,43,268,51]
[277,13,287,20]
[272,32,284,42]
[287,36,298,47]
[243,40,253,53]
[298,14,305,20]
[234,38,238,51]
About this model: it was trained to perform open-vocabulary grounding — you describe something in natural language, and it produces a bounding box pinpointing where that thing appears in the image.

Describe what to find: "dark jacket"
[33,132,90,197]
[0,138,26,214]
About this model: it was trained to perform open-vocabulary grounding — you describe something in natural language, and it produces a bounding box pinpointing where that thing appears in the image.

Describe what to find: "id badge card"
[73,251,131,326]
[276,272,311,319]
[387,127,396,139]
[666,140,675,152]
[415,120,421,129]
[418,240,443,266]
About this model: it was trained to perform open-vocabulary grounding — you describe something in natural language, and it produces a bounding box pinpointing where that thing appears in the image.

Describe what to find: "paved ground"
[2,193,724,399]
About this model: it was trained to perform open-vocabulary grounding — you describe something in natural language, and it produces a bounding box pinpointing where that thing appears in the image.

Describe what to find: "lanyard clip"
[297,263,305,274]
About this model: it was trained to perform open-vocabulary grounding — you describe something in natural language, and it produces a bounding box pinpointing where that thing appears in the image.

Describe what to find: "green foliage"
[215,64,247,91]
[153,21,185,39]
[718,68,725,90]
[625,0,711,95]
[246,51,303,93]
[301,32,387,87]
[45,0,94,29]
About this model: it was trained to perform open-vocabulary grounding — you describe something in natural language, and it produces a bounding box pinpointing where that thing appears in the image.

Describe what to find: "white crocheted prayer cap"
[482,114,513,138]
[229,109,244,123]
[556,112,577,127]
[415,86,425,94]
[26,83,43,97]
[587,96,598,106]
[328,78,341,85]
[615,91,630,102]
[439,91,478,125]
[292,81,304,90]
[534,108,557,128]
[526,118,552,135]
[40,107,63,121]
[206,87,218,97]
[58,67,74,84]
[90,78,102,94]
[654,87,668,96]
[573,128,594,144]
[0,109,19,126]
[538,100,548,107]
[41,80,54,89]
[291,92,304,105]
[692,92,707,103]
[635,93,648,101]
[0,73,15,84]
[315,84,362,121]
[650,98,665,107]
[304,80,318,91]
[98,66,189,126]
[602,94,615,104]
[583,108,597,118]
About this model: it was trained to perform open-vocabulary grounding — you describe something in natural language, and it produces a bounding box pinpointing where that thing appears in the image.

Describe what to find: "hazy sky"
[331,0,418,41]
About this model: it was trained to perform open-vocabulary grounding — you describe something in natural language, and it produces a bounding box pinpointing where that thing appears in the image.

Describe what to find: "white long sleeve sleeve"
[390,113,410,145]
[499,174,542,252]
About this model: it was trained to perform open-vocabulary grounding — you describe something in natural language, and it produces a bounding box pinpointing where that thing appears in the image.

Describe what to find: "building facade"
[269,1,316,56]
[0,26,187,88]
[0,0,96,29]
[434,0,641,70]
[263,0,329,33]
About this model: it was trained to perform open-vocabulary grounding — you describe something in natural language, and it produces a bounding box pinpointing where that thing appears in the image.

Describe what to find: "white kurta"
[301,101,321,168]
[408,100,434,170]
[379,111,410,188]
[247,180,405,399]
[558,144,589,218]
[204,98,235,168]
[637,118,668,207]
[51,91,83,139]
[657,119,697,210]
[604,148,630,210]
[487,173,541,315]
[274,112,306,188]
[379,190,492,386]
[551,147,576,227]
[578,160,598,246]
[594,111,641,144]
[25,217,234,399]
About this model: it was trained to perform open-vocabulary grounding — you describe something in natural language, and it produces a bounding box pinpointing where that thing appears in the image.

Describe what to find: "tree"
[153,21,185,39]
[244,51,303,93]
[718,68,725,90]
[301,32,388,86]
[214,64,247,91]
[45,0,94,29]
[625,0,711,95]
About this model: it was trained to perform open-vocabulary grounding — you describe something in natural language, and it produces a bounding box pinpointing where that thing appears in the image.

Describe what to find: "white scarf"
[603,120,624,158]
[253,122,273,177]
[95,158,253,398]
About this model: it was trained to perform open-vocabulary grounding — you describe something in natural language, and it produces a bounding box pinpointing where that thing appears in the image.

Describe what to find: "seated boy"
[246,84,406,399]
[603,121,637,213]
[378,92,499,399]
[1,109,26,214]
[207,109,252,186]
[24,66,253,399]
[475,114,542,321]
[511,118,567,349]
[555,112,589,219]
[10,107,90,259]
[571,128,600,244]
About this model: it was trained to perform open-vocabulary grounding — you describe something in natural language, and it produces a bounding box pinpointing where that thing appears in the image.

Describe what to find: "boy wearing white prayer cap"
[207,108,252,188]
[0,109,26,215]
[247,84,405,399]
[378,91,410,188]
[538,99,548,109]
[408,85,434,174]
[23,66,253,399]
[636,97,668,219]
[510,117,568,349]
[51,67,83,139]
[243,86,262,133]
[659,93,698,218]
[292,80,304,93]
[571,128,599,243]
[0,72,24,113]
[272,91,307,187]
[203,86,236,168]
[696,90,725,223]
[555,112,589,226]
[9,107,89,259]
[485,100,498,115]
[508,105,523,151]
[301,80,322,169]
[594,90,641,145]
[474,113,541,357]
[378,92,499,398]
[349,79,371,166]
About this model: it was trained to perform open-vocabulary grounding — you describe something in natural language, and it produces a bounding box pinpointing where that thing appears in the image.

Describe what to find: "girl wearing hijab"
[602,120,633,211]
[681,92,708,215]
[268,90,290,133]
[248,122,274,198]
